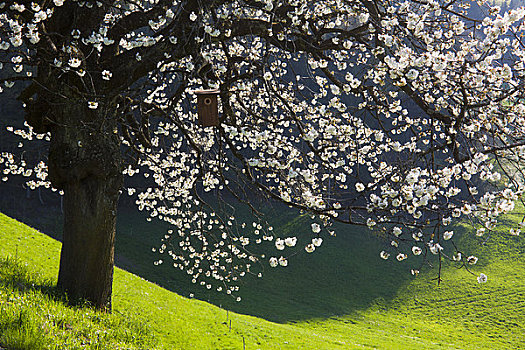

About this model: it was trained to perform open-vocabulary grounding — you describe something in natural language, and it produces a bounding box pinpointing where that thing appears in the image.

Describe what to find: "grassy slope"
[1,209,525,349]
[0,212,353,350]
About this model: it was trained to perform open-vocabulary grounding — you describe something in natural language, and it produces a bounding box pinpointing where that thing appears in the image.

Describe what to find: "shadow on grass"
[0,257,58,350]
[0,257,64,300]
[0,257,94,310]
[114,206,417,323]
[0,257,155,349]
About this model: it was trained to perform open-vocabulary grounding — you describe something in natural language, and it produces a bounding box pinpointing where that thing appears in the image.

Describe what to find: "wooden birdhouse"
[195,89,220,127]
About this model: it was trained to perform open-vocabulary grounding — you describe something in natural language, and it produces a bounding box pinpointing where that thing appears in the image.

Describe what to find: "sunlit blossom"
[88,101,99,109]
[443,231,454,240]
[284,237,297,247]
[477,273,488,283]
[396,253,407,261]
[467,256,478,265]
[312,237,323,247]
[305,244,315,253]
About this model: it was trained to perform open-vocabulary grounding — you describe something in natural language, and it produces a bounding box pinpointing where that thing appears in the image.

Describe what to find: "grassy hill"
[1,209,525,349]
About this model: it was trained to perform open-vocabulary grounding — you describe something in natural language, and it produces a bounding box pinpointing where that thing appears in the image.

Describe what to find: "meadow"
[0,205,524,349]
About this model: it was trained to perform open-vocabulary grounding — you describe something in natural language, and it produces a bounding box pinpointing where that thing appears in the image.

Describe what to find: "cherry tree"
[1,0,525,310]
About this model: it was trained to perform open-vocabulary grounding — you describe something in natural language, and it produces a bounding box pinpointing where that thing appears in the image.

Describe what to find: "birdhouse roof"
[193,89,220,95]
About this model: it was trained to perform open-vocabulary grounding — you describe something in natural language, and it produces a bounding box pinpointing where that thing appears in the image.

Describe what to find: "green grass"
[1,208,525,349]
[0,257,153,349]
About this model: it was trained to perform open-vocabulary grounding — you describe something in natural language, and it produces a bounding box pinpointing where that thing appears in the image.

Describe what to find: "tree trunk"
[42,101,123,311]
[57,175,121,310]
[22,24,126,310]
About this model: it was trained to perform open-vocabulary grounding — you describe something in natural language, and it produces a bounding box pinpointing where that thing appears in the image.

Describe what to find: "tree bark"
[57,175,121,310]
[41,100,123,311]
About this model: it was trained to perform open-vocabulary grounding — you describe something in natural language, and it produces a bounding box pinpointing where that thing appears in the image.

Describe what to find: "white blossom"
[87,101,99,109]
[477,273,488,283]
[311,223,321,234]
[467,256,478,265]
